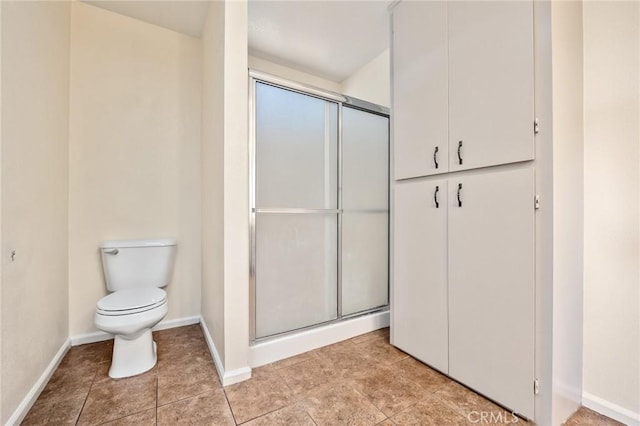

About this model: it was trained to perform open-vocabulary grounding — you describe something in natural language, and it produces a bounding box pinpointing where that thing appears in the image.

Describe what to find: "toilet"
[95,239,176,378]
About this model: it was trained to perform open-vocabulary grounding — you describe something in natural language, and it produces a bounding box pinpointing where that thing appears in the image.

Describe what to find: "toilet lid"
[97,288,167,312]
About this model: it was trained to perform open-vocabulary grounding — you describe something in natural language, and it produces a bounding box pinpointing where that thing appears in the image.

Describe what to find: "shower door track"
[248,70,390,345]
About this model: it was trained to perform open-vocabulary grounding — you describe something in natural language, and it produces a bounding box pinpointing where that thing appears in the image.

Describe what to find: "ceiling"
[248,1,391,82]
[82,0,391,82]
[83,1,210,38]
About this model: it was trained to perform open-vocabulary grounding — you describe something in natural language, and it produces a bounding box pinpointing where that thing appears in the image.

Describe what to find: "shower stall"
[249,72,389,341]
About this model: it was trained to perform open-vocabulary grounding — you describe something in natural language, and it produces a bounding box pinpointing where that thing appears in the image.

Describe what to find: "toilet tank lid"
[100,239,177,249]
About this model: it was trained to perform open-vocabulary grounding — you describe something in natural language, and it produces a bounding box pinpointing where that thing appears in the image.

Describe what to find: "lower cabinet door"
[448,167,535,418]
[393,179,449,373]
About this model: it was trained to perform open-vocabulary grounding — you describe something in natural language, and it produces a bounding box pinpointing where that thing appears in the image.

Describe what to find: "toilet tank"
[100,239,177,291]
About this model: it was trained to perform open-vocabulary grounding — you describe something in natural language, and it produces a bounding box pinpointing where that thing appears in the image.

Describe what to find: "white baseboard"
[70,315,201,346]
[249,310,390,368]
[199,317,252,386]
[583,391,640,426]
[7,338,71,426]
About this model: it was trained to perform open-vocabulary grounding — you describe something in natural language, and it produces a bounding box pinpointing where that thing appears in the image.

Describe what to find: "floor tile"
[93,360,157,387]
[21,393,86,426]
[157,389,234,426]
[224,365,294,424]
[272,350,320,370]
[276,357,339,393]
[315,340,379,380]
[77,373,156,425]
[36,362,95,405]
[351,328,390,345]
[390,395,469,426]
[434,381,503,419]
[301,382,387,426]
[242,404,316,426]
[356,337,408,365]
[392,357,450,393]
[23,325,621,426]
[157,353,221,405]
[564,407,624,426]
[101,408,156,425]
[350,364,428,417]
[58,340,113,370]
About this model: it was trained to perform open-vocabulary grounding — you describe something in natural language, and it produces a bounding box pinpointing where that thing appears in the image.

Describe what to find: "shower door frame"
[249,70,390,344]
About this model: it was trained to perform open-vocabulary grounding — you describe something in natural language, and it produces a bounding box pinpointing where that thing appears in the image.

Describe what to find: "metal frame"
[249,70,390,344]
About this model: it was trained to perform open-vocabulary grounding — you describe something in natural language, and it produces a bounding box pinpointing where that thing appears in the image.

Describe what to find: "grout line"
[75,360,101,425]
[221,387,239,425]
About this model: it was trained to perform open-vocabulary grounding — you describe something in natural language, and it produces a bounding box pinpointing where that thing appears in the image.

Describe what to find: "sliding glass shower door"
[252,77,388,340]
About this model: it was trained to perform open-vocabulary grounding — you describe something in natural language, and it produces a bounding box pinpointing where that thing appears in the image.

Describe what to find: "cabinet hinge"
[534,378,540,395]
[534,118,540,134]
[534,194,540,210]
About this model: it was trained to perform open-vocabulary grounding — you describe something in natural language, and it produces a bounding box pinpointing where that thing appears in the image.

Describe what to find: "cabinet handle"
[457,141,463,165]
[434,185,440,208]
[433,146,439,169]
[457,183,462,207]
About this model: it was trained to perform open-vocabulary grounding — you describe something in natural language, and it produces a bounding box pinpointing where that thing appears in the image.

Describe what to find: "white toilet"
[95,239,176,378]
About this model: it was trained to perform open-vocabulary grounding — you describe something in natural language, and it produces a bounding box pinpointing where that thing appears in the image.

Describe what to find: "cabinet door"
[393,1,448,179]
[393,179,448,373]
[448,1,534,172]
[448,167,535,418]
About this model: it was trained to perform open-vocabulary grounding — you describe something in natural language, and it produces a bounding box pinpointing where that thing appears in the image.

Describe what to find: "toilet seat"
[97,288,167,316]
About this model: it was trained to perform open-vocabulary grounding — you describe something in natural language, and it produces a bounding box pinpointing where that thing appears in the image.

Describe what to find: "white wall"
[201,0,226,365]
[583,1,640,422]
[68,2,202,337]
[341,48,390,108]
[0,1,70,422]
[249,55,341,93]
[550,2,584,424]
[200,0,250,384]
[221,0,250,378]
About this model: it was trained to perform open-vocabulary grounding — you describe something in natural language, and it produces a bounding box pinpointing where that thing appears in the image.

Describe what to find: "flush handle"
[104,249,119,255]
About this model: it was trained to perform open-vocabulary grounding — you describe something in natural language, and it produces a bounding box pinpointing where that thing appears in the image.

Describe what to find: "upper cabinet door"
[393,1,448,180]
[448,1,534,172]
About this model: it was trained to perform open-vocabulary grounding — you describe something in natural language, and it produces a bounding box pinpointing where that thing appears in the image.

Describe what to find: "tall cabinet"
[391,0,537,420]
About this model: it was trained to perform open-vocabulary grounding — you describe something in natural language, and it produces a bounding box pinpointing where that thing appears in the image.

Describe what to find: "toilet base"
[109,329,157,379]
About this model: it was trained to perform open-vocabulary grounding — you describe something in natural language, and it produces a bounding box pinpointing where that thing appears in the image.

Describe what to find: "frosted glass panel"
[256,83,338,209]
[341,107,389,315]
[342,212,389,315]
[342,107,389,210]
[255,213,338,338]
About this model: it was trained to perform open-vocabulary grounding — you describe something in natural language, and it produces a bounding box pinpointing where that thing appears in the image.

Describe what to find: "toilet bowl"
[94,239,176,378]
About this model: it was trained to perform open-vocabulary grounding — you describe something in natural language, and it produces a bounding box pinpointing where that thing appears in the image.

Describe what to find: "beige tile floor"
[23,325,621,425]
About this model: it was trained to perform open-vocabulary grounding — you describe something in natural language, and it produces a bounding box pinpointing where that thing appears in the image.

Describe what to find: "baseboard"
[249,310,390,368]
[199,317,252,386]
[6,338,71,426]
[582,391,640,426]
[70,315,201,346]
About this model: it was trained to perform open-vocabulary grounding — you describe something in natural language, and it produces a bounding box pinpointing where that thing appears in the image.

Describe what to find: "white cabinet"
[393,179,449,373]
[392,1,534,180]
[392,167,535,418]
[393,1,448,180]
[448,167,535,419]
[448,1,534,172]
